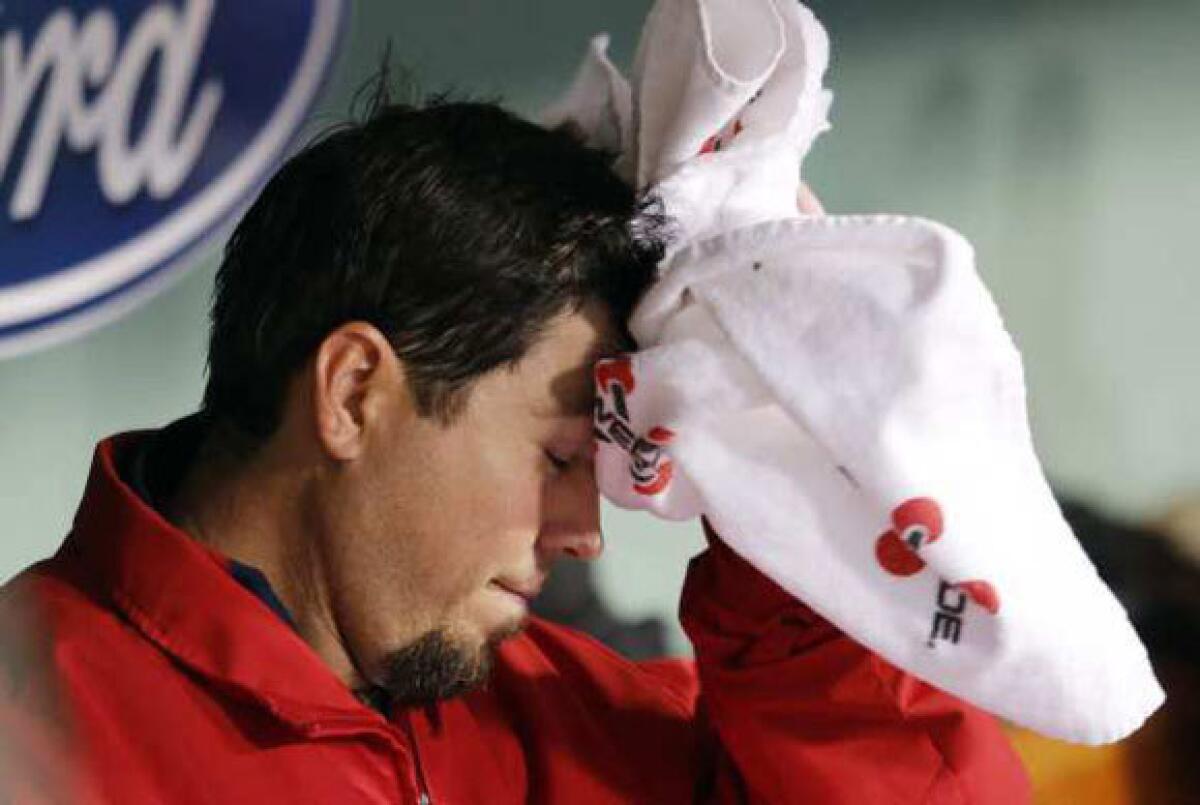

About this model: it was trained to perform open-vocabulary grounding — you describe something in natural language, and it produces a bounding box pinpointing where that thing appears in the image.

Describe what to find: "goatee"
[378,623,521,708]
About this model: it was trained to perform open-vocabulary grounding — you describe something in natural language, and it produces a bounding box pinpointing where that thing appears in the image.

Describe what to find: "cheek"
[401,483,545,635]
[335,411,548,642]
[429,445,547,566]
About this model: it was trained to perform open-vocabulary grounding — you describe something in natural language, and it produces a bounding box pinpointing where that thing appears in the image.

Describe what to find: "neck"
[166,435,369,692]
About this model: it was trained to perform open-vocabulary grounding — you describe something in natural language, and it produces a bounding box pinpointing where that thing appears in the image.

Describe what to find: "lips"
[491,577,543,603]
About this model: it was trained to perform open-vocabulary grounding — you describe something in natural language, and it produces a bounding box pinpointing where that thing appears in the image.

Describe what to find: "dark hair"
[201,96,663,446]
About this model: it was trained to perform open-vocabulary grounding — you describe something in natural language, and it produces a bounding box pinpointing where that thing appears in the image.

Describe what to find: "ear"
[311,322,404,460]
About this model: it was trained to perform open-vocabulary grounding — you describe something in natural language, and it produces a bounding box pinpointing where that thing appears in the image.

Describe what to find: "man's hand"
[797,181,825,216]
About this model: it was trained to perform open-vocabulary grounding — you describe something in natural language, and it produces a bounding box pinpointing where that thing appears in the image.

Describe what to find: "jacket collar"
[63,429,389,736]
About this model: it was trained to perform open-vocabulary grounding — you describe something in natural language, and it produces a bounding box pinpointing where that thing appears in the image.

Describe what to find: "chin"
[377,623,519,707]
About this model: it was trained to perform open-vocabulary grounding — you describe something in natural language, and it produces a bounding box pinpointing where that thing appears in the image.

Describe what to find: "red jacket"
[0,433,1029,803]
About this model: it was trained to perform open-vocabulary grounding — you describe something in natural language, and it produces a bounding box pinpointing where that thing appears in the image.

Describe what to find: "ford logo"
[0,0,347,357]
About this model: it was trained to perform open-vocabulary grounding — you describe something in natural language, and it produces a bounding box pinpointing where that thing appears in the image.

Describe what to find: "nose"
[537,463,604,562]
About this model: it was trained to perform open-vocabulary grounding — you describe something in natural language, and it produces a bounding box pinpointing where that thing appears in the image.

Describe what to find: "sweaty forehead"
[519,305,624,419]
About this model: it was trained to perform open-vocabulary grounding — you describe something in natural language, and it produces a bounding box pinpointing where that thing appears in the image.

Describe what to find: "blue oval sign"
[0,0,347,357]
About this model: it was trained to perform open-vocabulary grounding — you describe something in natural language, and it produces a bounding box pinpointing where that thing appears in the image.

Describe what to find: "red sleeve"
[681,520,1031,804]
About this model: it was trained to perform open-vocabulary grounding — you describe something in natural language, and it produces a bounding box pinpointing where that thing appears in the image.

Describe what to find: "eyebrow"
[543,373,597,420]
[564,387,595,418]
[531,393,593,421]
[534,348,624,421]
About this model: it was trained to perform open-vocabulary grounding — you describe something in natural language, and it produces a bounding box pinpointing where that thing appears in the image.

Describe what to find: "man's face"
[319,302,616,704]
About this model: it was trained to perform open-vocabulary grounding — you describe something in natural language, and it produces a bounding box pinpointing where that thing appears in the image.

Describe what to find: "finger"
[797,181,825,216]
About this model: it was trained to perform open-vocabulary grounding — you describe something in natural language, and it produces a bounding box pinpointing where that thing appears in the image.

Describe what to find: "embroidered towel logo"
[696,89,760,155]
[593,356,676,496]
[0,0,346,357]
[873,498,1001,645]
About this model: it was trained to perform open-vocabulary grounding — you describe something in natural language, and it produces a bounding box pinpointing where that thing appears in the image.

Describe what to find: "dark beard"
[377,625,516,708]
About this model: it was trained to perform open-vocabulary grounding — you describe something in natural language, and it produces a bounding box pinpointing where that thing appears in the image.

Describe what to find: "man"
[0,98,1030,803]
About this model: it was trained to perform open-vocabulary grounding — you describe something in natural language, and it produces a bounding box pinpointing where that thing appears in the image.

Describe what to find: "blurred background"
[2,1,1198,801]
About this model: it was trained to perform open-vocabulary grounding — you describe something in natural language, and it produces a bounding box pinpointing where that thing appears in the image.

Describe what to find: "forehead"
[472,302,622,420]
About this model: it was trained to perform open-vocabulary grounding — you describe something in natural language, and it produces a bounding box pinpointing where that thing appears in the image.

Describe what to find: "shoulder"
[0,554,155,703]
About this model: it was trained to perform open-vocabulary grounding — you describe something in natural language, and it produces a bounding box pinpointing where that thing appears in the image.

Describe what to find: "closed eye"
[544,449,571,472]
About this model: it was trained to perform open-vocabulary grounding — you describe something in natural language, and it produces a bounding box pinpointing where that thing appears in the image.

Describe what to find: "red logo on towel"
[698,90,764,155]
[632,426,676,495]
[595,358,636,395]
[698,118,745,155]
[874,498,1001,621]
[593,357,675,497]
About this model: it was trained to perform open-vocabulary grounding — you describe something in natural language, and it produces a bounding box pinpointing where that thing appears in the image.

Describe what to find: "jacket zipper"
[400,712,432,805]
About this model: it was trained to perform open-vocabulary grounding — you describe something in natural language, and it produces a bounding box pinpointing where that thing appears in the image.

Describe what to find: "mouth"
[490,577,543,605]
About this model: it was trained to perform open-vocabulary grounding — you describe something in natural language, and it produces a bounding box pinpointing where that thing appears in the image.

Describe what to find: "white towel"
[546,0,1165,745]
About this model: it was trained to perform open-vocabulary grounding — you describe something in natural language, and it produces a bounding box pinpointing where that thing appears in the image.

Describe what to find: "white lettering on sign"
[0,0,224,221]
